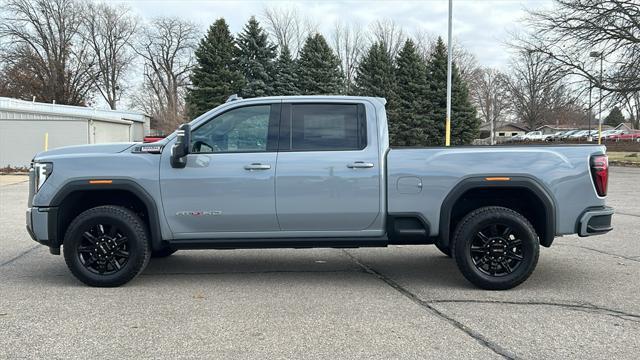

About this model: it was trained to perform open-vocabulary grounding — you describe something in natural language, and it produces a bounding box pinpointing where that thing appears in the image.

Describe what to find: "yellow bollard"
[598,124,602,145]
[44,132,49,151]
[445,117,451,146]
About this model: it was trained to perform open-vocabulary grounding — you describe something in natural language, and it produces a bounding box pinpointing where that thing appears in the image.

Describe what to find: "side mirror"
[170,123,191,168]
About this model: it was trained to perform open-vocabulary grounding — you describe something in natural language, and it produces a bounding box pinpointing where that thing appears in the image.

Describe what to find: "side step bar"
[167,237,389,250]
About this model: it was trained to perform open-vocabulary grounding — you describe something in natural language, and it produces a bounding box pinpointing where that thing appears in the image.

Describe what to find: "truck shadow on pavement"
[17,248,576,292]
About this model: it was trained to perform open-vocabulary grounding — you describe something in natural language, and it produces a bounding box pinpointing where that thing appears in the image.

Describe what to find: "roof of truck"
[225,94,387,106]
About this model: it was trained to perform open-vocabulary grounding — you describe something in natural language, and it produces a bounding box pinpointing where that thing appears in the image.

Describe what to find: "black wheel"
[63,206,150,287]
[435,242,452,257]
[452,206,539,290]
[151,247,177,258]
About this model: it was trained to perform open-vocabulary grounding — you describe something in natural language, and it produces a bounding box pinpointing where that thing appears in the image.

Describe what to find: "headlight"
[33,162,53,192]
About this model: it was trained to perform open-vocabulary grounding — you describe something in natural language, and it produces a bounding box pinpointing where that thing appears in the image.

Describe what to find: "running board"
[167,237,389,250]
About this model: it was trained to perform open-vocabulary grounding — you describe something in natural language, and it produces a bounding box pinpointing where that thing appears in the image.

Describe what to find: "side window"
[190,105,272,153]
[289,104,366,151]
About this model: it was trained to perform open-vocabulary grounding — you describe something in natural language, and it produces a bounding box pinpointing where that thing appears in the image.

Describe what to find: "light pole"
[445,0,453,146]
[588,80,592,140]
[590,51,603,144]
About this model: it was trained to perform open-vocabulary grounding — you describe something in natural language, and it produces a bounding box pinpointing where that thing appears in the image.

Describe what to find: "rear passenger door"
[275,102,381,234]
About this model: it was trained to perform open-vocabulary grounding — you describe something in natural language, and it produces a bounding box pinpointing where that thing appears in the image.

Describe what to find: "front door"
[275,102,381,233]
[160,103,280,238]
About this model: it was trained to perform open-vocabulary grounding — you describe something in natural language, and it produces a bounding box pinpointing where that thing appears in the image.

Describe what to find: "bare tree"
[453,43,480,85]
[0,46,43,99]
[331,20,367,94]
[129,81,166,134]
[507,50,570,129]
[0,0,95,105]
[410,30,479,85]
[412,28,435,60]
[82,2,138,110]
[262,6,317,56]
[620,91,640,129]
[470,68,511,144]
[519,0,640,94]
[132,17,197,133]
[369,19,406,59]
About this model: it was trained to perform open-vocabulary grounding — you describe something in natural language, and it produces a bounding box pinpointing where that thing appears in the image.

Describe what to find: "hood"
[34,142,137,161]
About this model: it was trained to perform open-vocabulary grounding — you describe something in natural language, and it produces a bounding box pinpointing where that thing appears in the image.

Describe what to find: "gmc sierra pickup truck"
[26,95,614,289]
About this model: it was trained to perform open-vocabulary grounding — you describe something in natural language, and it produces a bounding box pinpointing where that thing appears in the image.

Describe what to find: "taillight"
[590,154,608,197]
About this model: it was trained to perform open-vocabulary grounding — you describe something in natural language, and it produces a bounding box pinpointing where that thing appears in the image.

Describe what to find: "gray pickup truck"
[26,95,613,289]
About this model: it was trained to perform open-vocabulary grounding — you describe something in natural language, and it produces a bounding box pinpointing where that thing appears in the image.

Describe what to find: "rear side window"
[287,104,366,151]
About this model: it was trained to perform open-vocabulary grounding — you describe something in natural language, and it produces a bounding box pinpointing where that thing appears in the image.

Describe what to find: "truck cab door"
[274,102,383,235]
[159,103,280,239]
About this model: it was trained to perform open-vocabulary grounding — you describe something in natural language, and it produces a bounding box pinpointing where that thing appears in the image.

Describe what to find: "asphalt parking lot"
[1,167,639,359]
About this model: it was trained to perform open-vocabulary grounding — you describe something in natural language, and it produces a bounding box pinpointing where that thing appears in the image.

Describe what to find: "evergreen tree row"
[186,17,479,146]
[186,17,343,118]
[355,37,479,146]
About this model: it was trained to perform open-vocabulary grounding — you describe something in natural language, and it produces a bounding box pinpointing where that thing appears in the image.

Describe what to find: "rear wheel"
[63,206,150,287]
[452,206,539,290]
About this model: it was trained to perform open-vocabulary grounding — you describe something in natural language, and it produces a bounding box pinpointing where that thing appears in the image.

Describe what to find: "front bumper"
[578,206,614,237]
[26,206,60,253]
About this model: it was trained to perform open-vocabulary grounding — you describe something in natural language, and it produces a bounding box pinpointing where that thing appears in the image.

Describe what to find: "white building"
[0,97,150,168]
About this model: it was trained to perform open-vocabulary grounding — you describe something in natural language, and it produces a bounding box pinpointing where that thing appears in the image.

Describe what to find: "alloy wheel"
[470,223,524,277]
[77,223,130,275]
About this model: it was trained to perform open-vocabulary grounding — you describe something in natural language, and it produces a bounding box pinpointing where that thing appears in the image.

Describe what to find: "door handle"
[244,163,271,171]
[347,161,374,169]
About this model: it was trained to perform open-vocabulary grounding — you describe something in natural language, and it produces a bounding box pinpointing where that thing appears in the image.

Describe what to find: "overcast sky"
[117,0,555,69]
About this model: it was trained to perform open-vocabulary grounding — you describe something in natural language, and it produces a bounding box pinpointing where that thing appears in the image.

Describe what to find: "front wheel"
[63,205,151,287]
[452,206,539,290]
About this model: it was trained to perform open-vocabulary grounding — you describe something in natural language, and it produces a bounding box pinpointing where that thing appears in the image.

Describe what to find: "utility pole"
[590,51,604,144]
[588,79,593,139]
[598,54,603,145]
[445,0,453,146]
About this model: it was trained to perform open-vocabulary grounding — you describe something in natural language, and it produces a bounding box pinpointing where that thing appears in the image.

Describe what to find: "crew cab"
[26,96,614,289]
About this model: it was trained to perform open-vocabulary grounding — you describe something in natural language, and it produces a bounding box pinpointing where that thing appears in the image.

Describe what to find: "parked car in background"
[510,134,524,142]
[544,131,566,141]
[559,130,580,140]
[599,130,624,141]
[582,130,599,141]
[522,131,545,141]
[608,130,640,142]
[569,130,597,140]
[143,135,166,143]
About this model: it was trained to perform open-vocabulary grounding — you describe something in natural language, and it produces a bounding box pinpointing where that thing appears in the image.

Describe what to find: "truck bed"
[386,145,607,237]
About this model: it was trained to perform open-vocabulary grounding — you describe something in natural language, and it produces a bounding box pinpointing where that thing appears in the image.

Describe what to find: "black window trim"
[277,102,368,153]
[189,103,281,155]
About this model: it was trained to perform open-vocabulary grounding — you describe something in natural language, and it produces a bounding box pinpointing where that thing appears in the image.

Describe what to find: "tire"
[435,242,452,257]
[63,205,151,287]
[151,247,177,258]
[451,206,539,290]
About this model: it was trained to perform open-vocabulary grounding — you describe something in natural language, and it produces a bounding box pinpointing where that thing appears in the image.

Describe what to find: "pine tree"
[394,39,432,146]
[424,37,479,145]
[272,45,299,95]
[186,18,244,118]
[605,106,625,126]
[354,42,399,142]
[296,34,344,95]
[354,42,396,98]
[237,16,277,98]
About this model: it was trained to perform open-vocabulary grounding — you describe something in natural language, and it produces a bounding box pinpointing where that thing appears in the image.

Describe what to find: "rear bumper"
[578,206,614,237]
